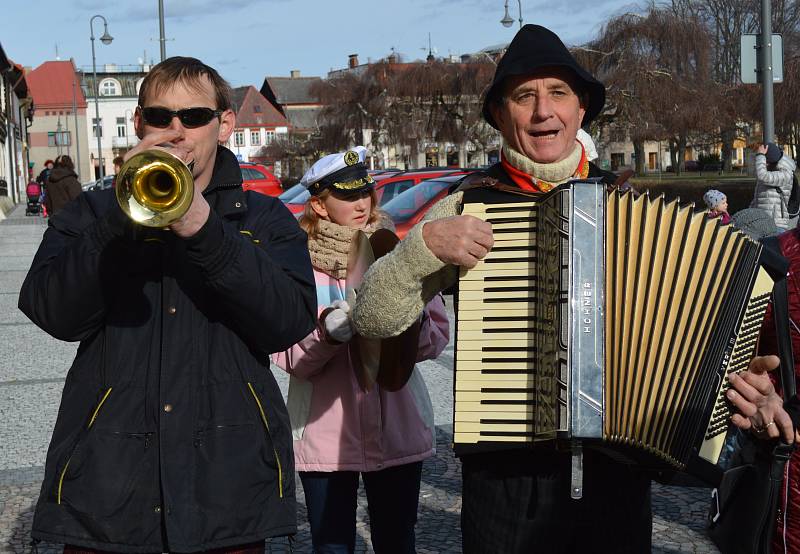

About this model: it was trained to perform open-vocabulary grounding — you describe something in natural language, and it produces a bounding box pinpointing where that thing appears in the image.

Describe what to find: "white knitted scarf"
[502,142,583,184]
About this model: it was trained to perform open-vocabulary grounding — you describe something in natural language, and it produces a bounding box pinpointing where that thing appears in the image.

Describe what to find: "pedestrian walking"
[44,155,81,216]
[19,56,316,554]
[272,146,449,554]
[750,142,798,230]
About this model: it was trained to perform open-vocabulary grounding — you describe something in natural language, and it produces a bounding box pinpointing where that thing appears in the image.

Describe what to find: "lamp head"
[501,8,514,27]
[100,30,113,45]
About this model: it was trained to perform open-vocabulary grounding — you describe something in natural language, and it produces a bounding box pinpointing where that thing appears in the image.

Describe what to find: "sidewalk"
[0,202,720,553]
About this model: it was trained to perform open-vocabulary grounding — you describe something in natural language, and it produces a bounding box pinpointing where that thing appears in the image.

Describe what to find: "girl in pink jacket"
[272,147,449,554]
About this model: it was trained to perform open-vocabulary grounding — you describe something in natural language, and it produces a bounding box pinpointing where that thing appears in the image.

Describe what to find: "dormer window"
[254,105,262,113]
[99,78,121,96]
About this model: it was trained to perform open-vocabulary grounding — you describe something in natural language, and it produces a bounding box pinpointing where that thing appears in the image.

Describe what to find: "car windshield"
[382,177,461,223]
[279,183,307,202]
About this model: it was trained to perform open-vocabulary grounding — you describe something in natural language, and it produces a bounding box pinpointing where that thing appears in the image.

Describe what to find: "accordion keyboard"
[698,269,773,463]
[454,201,543,445]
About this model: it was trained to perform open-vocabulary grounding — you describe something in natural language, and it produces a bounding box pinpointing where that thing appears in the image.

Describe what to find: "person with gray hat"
[350,24,648,553]
[731,207,780,241]
[750,142,798,230]
[703,188,731,224]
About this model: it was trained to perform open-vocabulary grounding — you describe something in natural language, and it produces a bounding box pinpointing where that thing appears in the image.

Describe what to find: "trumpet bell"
[116,149,194,228]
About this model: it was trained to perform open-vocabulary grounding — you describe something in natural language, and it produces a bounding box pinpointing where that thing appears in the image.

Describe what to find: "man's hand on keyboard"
[422,215,494,269]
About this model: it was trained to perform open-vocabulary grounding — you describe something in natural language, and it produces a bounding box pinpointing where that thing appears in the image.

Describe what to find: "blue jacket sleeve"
[18,191,133,341]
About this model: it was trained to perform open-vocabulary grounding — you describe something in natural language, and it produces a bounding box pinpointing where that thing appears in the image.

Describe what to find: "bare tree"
[669,0,800,170]
[308,58,497,168]
[589,6,717,174]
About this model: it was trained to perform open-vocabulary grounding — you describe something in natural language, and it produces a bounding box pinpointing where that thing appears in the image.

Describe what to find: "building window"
[610,128,627,143]
[250,130,261,146]
[99,79,120,96]
[234,130,245,147]
[254,105,262,113]
[47,131,71,146]
[116,117,127,137]
[265,131,275,144]
[92,118,103,138]
[610,152,625,171]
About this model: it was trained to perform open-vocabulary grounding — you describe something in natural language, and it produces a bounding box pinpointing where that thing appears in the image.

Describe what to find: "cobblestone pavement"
[0,204,720,553]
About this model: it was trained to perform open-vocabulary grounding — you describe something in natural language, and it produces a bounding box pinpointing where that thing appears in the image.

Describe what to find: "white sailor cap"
[300,146,374,196]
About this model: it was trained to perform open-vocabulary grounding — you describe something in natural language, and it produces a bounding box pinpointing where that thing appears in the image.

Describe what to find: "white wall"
[85,95,140,177]
[227,126,288,162]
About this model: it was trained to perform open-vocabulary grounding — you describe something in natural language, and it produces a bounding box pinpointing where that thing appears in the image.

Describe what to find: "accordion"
[453,180,777,482]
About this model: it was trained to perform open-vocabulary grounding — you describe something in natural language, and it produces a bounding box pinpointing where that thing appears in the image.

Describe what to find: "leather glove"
[323,300,354,343]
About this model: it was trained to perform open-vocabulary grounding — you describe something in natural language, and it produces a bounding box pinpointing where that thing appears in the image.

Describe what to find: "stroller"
[25,181,42,216]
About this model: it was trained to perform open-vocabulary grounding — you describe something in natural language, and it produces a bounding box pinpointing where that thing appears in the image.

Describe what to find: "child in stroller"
[26,180,42,216]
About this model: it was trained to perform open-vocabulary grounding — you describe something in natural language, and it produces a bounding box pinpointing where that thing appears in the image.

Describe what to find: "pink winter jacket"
[272,267,450,472]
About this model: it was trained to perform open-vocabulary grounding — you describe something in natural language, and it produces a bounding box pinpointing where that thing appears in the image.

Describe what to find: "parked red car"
[240,162,283,197]
[283,168,467,217]
[382,174,468,239]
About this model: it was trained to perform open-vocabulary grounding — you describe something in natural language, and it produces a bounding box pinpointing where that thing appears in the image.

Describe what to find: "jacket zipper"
[246,382,284,498]
[57,387,113,505]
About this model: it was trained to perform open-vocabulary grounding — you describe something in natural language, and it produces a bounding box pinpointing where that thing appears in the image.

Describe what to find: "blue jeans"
[299,462,423,554]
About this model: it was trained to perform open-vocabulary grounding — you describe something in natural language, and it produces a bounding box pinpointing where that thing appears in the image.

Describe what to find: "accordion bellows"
[454,182,773,473]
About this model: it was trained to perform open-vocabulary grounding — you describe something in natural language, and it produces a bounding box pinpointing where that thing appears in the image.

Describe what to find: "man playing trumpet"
[19,56,316,553]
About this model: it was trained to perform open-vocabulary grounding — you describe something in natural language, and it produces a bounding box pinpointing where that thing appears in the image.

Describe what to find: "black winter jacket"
[19,147,316,552]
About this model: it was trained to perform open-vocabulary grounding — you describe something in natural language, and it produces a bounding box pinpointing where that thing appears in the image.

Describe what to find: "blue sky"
[4,0,638,87]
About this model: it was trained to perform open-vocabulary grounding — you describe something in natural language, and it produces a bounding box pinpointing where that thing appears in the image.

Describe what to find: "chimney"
[104,63,117,72]
[388,53,398,64]
[290,69,300,78]
[348,54,359,69]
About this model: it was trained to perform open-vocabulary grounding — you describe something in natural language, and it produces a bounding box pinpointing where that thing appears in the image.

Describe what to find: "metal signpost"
[740,0,783,143]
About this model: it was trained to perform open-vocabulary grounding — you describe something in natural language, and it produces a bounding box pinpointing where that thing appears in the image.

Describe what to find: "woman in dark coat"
[45,155,81,216]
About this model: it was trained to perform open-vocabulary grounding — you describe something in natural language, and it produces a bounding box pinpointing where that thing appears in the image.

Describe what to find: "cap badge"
[344,150,359,166]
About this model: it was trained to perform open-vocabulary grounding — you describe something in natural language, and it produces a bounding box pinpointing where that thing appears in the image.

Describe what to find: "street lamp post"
[501,0,523,29]
[89,15,113,180]
[760,0,774,143]
[72,78,82,180]
[159,0,167,61]
[55,118,63,157]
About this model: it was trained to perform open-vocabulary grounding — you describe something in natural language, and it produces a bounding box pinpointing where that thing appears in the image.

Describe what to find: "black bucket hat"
[482,24,606,130]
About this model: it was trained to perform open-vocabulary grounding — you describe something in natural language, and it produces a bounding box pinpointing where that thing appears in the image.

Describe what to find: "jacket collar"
[202,146,247,220]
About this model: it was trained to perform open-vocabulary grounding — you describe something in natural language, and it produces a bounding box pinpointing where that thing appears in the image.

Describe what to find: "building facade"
[79,64,148,179]
[0,44,32,205]
[227,85,289,168]
[26,60,91,183]
[260,71,322,136]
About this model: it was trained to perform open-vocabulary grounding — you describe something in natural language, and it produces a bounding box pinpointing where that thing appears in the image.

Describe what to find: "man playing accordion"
[351,24,794,553]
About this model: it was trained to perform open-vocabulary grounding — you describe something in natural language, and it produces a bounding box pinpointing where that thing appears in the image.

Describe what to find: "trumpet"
[115,149,194,228]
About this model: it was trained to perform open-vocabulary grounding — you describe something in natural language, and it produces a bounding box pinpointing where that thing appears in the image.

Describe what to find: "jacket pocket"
[193,418,279,515]
[56,389,158,518]
[56,387,113,505]
[246,382,285,498]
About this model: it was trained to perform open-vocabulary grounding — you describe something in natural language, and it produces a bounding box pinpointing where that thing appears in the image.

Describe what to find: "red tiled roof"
[232,86,289,128]
[27,60,87,109]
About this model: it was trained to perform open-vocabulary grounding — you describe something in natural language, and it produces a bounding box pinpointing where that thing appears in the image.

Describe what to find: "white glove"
[324,300,354,343]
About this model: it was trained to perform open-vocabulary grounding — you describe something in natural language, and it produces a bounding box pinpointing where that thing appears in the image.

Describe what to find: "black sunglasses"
[139,106,223,129]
